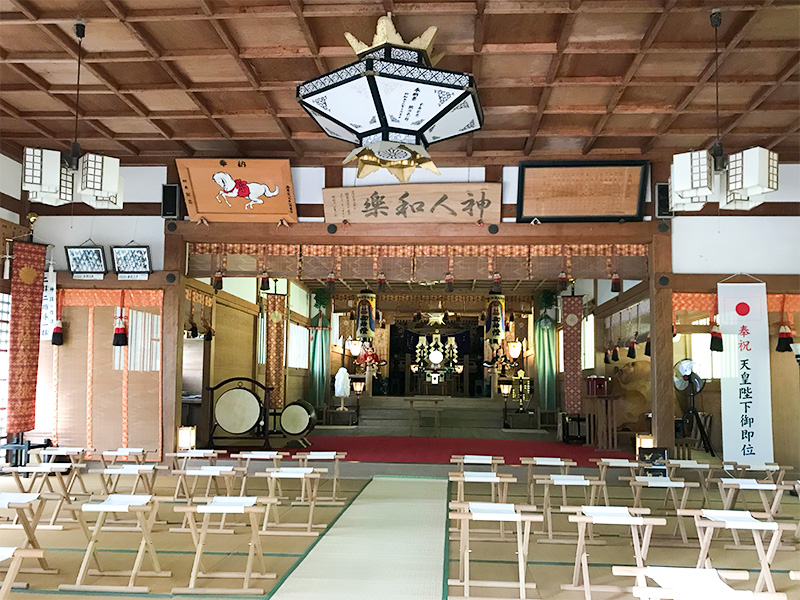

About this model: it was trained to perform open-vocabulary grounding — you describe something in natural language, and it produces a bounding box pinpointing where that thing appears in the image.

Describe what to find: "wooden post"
[162,229,186,456]
[649,232,674,451]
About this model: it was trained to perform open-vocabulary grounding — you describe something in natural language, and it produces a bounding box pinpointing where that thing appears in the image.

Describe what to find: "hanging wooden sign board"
[176,158,297,223]
[322,183,502,224]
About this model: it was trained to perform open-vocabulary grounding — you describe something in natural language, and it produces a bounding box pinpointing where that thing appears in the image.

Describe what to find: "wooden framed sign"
[322,183,502,224]
[176,159,296,223]
[516,160,649,223]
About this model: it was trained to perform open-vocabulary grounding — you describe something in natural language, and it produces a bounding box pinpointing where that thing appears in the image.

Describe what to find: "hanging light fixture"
[670,9,779,212]
[296,14,483,182]
[21,21,124,209]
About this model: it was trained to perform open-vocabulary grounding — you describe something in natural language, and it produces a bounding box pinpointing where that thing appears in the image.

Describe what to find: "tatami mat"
[269,476,448,600]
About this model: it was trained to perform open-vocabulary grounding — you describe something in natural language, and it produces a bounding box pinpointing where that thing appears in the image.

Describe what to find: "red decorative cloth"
[561,296,583,415]
[7,242,47,432]
[227,179,250,197]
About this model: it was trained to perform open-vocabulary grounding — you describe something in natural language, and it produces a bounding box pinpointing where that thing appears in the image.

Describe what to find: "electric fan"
[673,359,714,456]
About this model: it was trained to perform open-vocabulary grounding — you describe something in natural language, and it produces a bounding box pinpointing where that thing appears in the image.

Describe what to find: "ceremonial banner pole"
[717,281,774,463]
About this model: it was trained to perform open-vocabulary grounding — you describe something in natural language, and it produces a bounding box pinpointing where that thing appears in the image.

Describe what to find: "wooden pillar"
[649,231,674,450]
[162,228,186,457]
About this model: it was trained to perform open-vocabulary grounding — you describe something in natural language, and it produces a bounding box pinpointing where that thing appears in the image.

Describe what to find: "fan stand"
[684,386,715,456]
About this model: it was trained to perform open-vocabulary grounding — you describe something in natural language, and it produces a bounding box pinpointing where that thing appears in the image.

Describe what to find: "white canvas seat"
[0,493,52,575]
[294,451,347,504]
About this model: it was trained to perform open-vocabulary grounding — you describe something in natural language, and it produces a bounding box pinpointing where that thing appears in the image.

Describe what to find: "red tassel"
[557,271,568,293]
[604,349,611,364]
[491,272,502,294]
[113,316,128,347]
[776,325,793,353]
[326,271,336,293]
[212,270,223,292]
[611,272,621,293]
[710,324,723,352]
[644,337,651,357]
[445,272,454,293]
[377,271,387,293]
[51,319,64,346]
[627,341,637,359]
[611,345,620,361]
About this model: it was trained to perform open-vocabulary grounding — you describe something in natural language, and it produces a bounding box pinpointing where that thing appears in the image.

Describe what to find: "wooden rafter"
[582,0,677,154]
[640,3,774,154]
[523,0,580,155]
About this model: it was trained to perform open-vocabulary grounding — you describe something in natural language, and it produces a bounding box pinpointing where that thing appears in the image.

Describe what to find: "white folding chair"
[0,548,44,600]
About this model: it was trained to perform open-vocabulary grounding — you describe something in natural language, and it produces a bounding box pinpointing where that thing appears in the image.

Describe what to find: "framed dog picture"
[175,158,297,223]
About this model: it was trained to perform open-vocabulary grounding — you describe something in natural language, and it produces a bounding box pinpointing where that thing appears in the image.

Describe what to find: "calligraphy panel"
[322,183,502,224]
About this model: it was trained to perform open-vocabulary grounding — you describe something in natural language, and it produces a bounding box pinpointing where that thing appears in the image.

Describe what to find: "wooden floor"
[1,467,798,599]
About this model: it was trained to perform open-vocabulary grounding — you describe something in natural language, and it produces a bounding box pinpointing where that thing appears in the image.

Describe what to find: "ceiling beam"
[582,0,676,154]
[198,0,303,155]
[640,5,772,154]
[0,99,70,152]
[288,0,328,74]
[523,0,580,154]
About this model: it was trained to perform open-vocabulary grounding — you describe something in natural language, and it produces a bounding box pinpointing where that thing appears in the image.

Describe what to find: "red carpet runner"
[303,435,632,467]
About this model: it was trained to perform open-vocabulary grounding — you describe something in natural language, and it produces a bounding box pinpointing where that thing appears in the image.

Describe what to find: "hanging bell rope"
[113,290,128,347]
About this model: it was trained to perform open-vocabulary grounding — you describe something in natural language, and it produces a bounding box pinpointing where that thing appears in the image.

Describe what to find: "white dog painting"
[212,171,279,210]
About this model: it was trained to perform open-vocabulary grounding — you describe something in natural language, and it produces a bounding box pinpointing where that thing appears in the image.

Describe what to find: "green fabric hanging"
[309,312,331,411]
[535,314,557,411]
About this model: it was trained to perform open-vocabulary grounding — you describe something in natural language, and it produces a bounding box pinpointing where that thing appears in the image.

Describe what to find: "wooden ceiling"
[1,0,798,166]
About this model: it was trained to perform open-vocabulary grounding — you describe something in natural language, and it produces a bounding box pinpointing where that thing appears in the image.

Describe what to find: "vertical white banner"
[717,282,773,464]
[40,265,56,340]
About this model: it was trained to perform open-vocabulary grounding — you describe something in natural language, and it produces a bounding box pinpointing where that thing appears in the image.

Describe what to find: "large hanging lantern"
[723,147,778,210]
[484,292,505,345]
[21,22,124,210]
[297,14,483,182]
[355,289,377,342]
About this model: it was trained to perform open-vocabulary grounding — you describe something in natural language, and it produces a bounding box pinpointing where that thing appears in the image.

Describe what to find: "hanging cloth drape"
[309,312,331,411]
[535,314,557,411]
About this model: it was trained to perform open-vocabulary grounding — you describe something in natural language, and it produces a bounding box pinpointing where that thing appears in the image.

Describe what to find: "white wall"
[119,166,166,203]
[672,216,800,275]
[33,215,166,271]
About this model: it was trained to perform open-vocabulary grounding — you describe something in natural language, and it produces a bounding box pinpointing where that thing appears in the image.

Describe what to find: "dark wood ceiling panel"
[0,0,795,165]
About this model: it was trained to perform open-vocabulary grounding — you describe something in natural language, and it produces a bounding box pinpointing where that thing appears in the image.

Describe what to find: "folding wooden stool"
[715,478,791,522]
[166,449,225,471]
[682,509,795,593]
[97,463,160,495]
[560,506,666,599]
[666,459,714,507]
[0,548,44,600]
[3,463,84,527]
[624,476,698,544]
[451,454,505,472]
[0,493,53,575]
[172,496,277,595]
[521,457,578,504]
[59,494,170,593]
[171,465,243,534]
[450,471,516,505]
[294,451,347,505]
[534,475,606,541]
[232,450,289,496]
[40,446,91,495]
[723,462,793,485]
[255,467,325,536]
[590,458,643,506]
[448,502,542,600]
[611,565,788,600]
[100,447,149,467]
